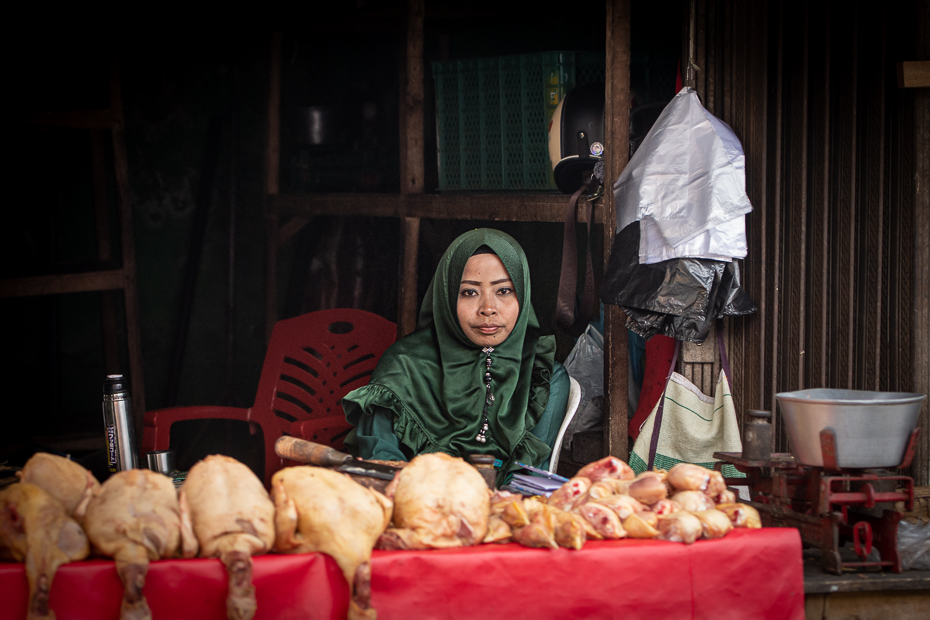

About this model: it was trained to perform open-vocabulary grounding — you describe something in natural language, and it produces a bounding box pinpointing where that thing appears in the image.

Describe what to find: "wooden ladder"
[0,61,146,425]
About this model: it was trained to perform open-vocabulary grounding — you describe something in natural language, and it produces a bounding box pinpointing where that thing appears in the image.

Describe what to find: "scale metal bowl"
[775,388,925,468]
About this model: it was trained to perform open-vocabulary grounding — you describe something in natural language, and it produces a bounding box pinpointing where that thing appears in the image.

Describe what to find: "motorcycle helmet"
[548,81,605,194]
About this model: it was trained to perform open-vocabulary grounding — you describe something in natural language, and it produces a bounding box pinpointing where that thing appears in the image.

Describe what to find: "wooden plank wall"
[689,0,929,484]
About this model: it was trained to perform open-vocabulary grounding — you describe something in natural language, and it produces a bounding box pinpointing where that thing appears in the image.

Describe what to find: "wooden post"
[604,0,631,459]
[398,0,425,337]
[912,0,930,486]
[110,60,147,421]
[265,33,282,341]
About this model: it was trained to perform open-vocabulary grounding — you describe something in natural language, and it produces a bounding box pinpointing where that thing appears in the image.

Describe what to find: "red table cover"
[0,528,803,620]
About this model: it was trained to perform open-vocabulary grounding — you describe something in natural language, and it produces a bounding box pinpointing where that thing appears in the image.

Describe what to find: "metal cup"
[146,450,175,475]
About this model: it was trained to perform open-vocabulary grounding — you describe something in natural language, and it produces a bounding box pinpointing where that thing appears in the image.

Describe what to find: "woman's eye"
[459,288,477,297]
[497,287,514,296]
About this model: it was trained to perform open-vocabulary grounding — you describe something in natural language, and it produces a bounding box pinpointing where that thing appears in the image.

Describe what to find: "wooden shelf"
[273,193,603,223]
[0,269,127,298]
[22,109,114,130]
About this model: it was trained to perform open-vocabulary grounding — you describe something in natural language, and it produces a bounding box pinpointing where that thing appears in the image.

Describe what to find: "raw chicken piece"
[0,482,89,620]
[489,490,520,515]
[670,491,716,513]
[273,467,392,620]
[705,470,728,499]
[623,511,660,539]
[483,516,512,544]
[512,505,558,549]
[18,453,99,523]
[575,456,635,482]
[490,490,530,528]
[627,473,669,505]
[716,489,737,504]
[657,512,703,544]
[666,463,714,492]
[572,479,621,508]
[592,494,644,520]
[379,453,489,550]
[691,509,733,539]
[546,476,591,511]
[651,499,682,518]
[83,469,190,620]
[573,502,626,539]
[180,455,275,620]
[715,503,762,528]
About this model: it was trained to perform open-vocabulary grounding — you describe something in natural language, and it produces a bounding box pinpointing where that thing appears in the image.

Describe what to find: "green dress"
[342,229,569,485]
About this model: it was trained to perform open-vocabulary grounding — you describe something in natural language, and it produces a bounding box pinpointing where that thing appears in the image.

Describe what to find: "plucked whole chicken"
[379,452,490,550]
[83,469,195,620]
[18,453,100,523]
[273,466,392,620]
[179,455,276,620]
[0,482,90,620]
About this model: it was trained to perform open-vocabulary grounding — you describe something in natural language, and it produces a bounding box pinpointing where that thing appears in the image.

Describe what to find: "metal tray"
[775,388,926,468]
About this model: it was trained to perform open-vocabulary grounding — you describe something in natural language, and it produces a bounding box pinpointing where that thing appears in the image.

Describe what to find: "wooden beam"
[271,193,601,223]
[912,4,930,486]
[398,0,425,336]
[265,32,282,341]
[604,0,631,460]
[22,109,113,130]
[399,217,420,337]
[0,270,126,298]
[109,60,147,417]
[898,60,930,88]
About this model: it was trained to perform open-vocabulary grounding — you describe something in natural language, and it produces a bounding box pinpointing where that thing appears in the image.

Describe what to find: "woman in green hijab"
[342,228,570,485]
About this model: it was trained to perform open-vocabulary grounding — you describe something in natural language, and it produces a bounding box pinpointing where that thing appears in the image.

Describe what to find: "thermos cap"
[103,374,129,395]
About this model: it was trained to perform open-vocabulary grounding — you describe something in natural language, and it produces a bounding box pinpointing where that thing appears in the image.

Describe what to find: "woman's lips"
[476,325,501,334]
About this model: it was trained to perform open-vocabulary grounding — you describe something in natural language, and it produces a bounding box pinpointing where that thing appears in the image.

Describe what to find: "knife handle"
[275,436,350,467]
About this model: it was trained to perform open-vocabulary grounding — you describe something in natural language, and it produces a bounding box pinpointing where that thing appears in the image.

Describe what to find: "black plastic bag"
[601,222,756,342]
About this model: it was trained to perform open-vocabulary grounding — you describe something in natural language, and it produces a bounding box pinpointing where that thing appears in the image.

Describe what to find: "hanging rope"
[686,0,700,88]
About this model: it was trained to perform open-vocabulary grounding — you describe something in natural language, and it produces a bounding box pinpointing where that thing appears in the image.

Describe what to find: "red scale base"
[714,427,920,574]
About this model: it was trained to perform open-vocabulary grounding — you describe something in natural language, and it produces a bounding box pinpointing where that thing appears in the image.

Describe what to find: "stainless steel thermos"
[102,374,139,472]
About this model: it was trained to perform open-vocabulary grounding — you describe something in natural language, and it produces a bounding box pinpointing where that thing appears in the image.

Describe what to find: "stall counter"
[0,528,803,620]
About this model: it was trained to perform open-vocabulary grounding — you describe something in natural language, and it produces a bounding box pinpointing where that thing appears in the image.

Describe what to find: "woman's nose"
[479,297,497,315]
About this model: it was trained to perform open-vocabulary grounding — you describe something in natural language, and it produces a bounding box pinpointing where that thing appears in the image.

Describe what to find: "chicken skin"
[83,469,193,620]
[18,453,99,523]
[378,453,489,550]
[0,483,90,620]
[273,466,392,620]
[180,455,276,620]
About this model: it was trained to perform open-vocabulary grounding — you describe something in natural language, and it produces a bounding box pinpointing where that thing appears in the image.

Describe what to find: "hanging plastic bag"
[614,87,752,264]
[562,324,604,451]
[600,222,756,342]
[898,521,930,570]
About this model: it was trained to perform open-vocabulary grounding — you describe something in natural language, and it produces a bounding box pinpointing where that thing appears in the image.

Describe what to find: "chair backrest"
[548,376,582,473]
[251,309,397,477]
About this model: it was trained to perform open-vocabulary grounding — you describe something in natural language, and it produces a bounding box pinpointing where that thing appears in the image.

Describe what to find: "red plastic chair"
[141,309,397,487]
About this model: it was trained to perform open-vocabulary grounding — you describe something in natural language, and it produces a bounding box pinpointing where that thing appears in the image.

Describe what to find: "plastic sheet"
[601,222,756,342]
[562,324,604,450]
[898,520,930,570]
[614,87,752,264]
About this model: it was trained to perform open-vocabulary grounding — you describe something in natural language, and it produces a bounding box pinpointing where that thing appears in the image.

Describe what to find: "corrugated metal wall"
[685,0,927,482]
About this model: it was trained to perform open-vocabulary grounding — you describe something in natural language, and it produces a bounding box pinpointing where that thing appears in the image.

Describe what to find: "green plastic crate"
[432,51,605,191]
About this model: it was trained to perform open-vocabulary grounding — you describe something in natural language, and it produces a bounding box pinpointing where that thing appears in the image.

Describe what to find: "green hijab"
[342,228,556,484]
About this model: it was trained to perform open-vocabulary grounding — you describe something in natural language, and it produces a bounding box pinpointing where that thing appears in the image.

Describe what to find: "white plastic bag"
[562,324,604,450]
[614,87,752,264]
[898,521,930,570]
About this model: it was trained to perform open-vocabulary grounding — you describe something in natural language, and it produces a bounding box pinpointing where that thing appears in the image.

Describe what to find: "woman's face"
[456,252,520,347]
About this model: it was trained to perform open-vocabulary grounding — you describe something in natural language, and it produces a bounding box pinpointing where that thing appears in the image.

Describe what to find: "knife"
[274,436,401,481]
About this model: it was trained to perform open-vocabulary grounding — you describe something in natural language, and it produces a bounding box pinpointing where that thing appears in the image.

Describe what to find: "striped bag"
[630,323,745,479]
